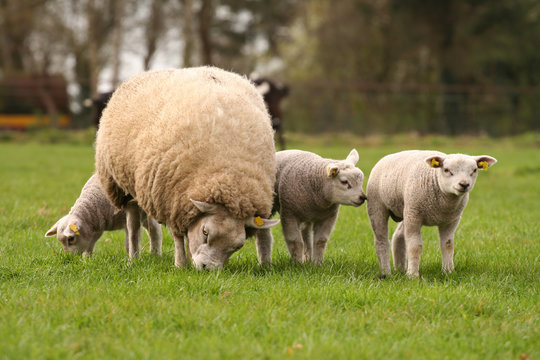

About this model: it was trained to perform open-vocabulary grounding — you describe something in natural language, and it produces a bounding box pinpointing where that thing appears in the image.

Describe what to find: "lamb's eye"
[67,236,75,246]
[472,168,477,174]
[444,168,453,176]
[340,179,351,189]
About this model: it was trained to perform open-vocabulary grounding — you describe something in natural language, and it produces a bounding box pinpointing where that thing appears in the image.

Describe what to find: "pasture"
[0,132,538,359]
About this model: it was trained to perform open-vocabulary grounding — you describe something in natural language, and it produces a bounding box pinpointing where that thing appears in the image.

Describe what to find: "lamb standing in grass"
[366,150,497,278]
[45,174,162,257]
[256,149,367,265]
[95,67,279,270]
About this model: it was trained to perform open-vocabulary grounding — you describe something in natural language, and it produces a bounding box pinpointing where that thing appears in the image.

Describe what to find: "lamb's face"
[426,154,497,197]
[45,215,95,256]
[327,149,367,207]
[187,200,280,270]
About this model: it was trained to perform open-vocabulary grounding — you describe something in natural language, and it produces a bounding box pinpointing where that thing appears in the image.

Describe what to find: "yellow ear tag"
[327,167,338,177]
[430,158,440,168]
[69,224,80,235]
[478,161,489,170]
[254,216,264,226]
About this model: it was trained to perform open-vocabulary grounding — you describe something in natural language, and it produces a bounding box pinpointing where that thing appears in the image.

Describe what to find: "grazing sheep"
[366,150,497,278]
[95,66,279,270]
[256,149,367,265]
[45,174,162,257]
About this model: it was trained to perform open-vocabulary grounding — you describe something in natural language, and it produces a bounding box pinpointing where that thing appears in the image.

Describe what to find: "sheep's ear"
[345,149,359,165]
[475,156,497,170]
[45,223,58,237]
[426,156,444,168]
[327,164,340,178]
[190,199,219,214]
[255,81,270,96]
[63,222,81,237]
[245,216,280,229]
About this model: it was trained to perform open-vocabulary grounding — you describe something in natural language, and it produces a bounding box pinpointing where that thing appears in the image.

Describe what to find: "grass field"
[0,132,539,359]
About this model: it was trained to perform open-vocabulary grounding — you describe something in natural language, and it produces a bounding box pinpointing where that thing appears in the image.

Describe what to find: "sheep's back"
[95,67,276,233]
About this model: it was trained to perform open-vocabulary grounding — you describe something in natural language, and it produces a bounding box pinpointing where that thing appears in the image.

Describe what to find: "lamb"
[366,150,497,278]
[45,174,162,257]
[95,66,279,270]
[256,149,367,265]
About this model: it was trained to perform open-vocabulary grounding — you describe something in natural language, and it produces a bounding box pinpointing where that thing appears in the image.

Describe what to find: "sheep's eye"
[67,236,75,245]
[202,226,209,241]
[444,168,453,176]
[472,168,477,174]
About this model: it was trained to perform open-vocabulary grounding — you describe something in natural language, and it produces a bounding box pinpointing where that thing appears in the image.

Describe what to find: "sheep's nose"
[357,194,367,205]
[459,181,470,190]
[202,264,207,270]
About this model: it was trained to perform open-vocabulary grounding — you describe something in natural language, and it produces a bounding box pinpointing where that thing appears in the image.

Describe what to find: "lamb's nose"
[358,194,367,204]
[202,264,207,270]
[459,182,470,189]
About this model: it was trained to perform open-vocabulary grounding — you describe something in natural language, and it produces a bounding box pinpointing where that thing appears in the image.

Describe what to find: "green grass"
[0,133,539,359]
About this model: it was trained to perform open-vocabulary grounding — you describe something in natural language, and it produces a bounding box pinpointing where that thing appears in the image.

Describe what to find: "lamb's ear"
[425,156,444,168]
[327,164,340,178]
[475,156,497,170]
[190,199,219,214]
[345,149,359,165]
[245,216,280,229]
[45,222,58,237]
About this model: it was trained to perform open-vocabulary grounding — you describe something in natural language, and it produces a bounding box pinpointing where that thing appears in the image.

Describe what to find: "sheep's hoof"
[376,273,388,280]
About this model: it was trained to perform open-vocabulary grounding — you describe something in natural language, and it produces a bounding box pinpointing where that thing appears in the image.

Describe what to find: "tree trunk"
[181,0,194,67]
[197,0,213,65]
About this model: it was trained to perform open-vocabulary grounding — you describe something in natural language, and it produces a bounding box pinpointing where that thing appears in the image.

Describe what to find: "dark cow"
[251,75,289,150]
[84,91,114,129]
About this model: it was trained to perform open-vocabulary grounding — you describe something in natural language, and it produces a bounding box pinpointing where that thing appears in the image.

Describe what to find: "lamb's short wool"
[366,150,497,278]
[256,149,367,264]
[95,67,279,269]
[45,174,162,257]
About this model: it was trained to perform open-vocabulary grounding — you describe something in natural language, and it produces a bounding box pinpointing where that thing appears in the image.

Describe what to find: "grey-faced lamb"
[95,66,279,270]
[45,174,162,257]
[366,150,497,278]
[256,149,367,265]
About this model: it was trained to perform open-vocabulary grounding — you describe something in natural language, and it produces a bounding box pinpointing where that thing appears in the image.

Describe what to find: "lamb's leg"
[312,213,338,265]
[367,204,391,276]
[172,232,188,268]
[281,214,305,263]
[142,215,162,256]
[392,222,406,272]
[302,222,314,262]
[438,220,460,273]
[403,217,423,278]
[255,228,274,265]
[125,201,142,259]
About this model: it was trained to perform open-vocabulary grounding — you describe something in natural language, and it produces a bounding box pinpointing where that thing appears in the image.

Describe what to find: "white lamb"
[45,174,162,257]
[256,149,367,265]
[366,150,497,278]
[95,67,279,270]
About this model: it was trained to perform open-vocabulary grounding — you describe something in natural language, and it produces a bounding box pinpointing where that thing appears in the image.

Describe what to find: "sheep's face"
[44,215,96,257]
[327,149,367,207]
[426,154,497,197]
[187,201,279,270]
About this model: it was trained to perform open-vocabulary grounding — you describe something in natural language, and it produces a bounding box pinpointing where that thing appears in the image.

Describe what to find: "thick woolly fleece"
[95,67,276,236]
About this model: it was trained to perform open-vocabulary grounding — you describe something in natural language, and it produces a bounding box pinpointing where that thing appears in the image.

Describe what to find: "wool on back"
[95,67,276,235]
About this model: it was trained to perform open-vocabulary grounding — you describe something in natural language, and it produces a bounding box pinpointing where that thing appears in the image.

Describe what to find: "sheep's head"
[426,154,497,196]
[187,200,279,270]
[45,215,97,257]
[327,149,367,206]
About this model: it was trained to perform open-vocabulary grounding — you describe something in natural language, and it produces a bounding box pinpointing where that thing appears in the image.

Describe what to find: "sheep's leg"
[255,228,274,265]
[392,222,407,272]
[143,216,162,256]
[404,217,423,278]
[125,201,142,259]
[172,232,188,268]
[367,204,391,276]
[124,228,130,254]
[281,215,305,263]
[312,214,338,265]
[438,220,460,273]
[302,222,314,262]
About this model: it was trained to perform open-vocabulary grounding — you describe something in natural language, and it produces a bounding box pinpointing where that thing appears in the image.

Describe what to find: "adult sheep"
[366,150,496,278]
[95,67,279,270]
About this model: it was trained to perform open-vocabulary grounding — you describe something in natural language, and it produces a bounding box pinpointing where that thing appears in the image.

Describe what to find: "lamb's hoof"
[376,273,388,280]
